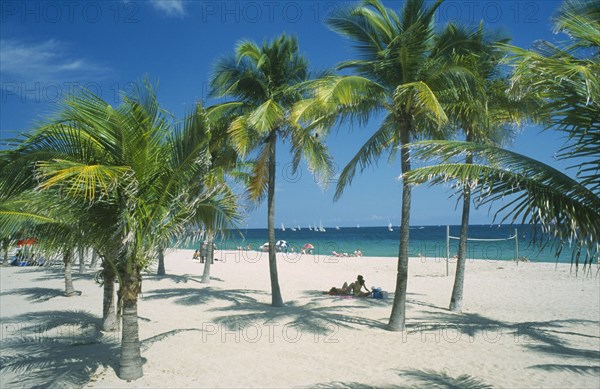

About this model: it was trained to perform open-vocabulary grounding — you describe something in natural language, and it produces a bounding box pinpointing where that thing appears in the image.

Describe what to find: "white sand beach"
[1,250,599,388]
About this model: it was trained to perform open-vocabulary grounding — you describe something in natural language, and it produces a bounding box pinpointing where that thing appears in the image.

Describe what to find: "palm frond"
[334,115,398,200]
[407,140,600,264]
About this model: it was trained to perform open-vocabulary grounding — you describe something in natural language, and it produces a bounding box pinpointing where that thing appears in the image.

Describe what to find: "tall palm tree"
[210,33,332,306]
[1,83,238,380]
[432,24,543,311]
[295,0,471,330]
[405,0,599,269]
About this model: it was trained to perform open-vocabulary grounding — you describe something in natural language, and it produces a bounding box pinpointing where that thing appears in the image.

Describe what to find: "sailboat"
[291,226,297,231]
[297,225,301,231]
[319,220,326,232]
[388,222,393,232]
[281,223,285,232]
[308,224,313,231]
[335,226,340,230]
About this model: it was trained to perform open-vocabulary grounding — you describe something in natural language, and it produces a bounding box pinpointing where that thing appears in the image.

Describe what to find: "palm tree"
[209,33,332,306]
[1,83,238,380]
[0,188,122,329]
[405,0,599,269]
[431,24,543,312]
[294,0,471,330]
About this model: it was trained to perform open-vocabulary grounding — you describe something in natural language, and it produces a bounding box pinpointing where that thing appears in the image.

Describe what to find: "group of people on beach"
[331,249,363,257]
[10,249,45,266]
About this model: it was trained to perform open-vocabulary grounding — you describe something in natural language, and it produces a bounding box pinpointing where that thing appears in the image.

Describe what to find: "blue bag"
[372,287,383,299]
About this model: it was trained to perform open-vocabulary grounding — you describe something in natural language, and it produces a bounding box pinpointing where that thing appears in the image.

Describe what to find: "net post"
[515,228,519,263]
[446,225,450,277]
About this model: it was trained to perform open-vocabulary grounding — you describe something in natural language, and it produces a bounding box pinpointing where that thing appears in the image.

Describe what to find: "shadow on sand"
[210,299,387,333]
[1,287,68,302]
[396,369,493,388]
[0,310,119,388]
[143,286,386,333]
[300,369,493,388]
[142,286,267,307]
[406,311,599,374]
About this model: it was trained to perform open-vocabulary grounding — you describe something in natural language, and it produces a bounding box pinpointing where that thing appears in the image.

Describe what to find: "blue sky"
[1,0,570,228]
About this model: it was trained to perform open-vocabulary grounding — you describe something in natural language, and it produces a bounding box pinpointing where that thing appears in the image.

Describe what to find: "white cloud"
[149,0,186,17]
[0,39,107,83]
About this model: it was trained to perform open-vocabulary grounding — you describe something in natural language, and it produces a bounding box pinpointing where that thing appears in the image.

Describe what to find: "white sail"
[319,220,326,232]
[388,222,393,232]
[281,223,285,231]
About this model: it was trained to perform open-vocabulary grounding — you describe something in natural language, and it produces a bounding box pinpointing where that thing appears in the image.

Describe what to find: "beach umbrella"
[17,238,36,246]
[303,243,314,250]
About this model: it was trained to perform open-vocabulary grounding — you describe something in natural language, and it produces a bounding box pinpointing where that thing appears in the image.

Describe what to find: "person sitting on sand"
[354,249,363,257]
[328,275,371,297]
[350,275,371,297]
[193,250,200,260]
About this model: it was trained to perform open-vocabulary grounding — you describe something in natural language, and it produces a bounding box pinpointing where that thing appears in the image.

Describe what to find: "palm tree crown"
[210,33,332,306]
[406,0,599,267]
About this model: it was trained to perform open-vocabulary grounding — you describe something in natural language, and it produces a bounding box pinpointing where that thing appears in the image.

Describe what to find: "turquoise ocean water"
[184,225,578,263]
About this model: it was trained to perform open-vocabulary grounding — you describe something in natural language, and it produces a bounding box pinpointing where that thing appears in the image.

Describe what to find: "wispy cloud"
[0,39,108,84]
[149,0,186,17]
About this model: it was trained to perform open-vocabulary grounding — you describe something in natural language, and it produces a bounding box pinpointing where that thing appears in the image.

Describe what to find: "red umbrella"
[17,238,36,246]
[303,243,314,250]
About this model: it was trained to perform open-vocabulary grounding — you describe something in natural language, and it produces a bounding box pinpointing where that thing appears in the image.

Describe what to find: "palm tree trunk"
[63,249,77,297]
[2,239,9,266]
[201,230,214,283]
[449,130,474,312]
[157,246,166,276]
[90,250,100,269]
[268,134,284,307]
[388,124,412,331]
[118,267,143,380]
[78,245,86,274]
[102,261,117,331]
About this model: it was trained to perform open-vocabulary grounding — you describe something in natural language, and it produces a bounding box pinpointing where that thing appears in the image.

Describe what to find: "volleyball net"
[444,225,519,276]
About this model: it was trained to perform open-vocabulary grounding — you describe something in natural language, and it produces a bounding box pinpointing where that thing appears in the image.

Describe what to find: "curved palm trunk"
[201,231,214,284]
[449,130,474,312]
[268,134,284,307]
[63,249,77,297]
[102,261,117,331]
[157,246,166,276]
[118,267,143,380]
[388,124,412,331]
